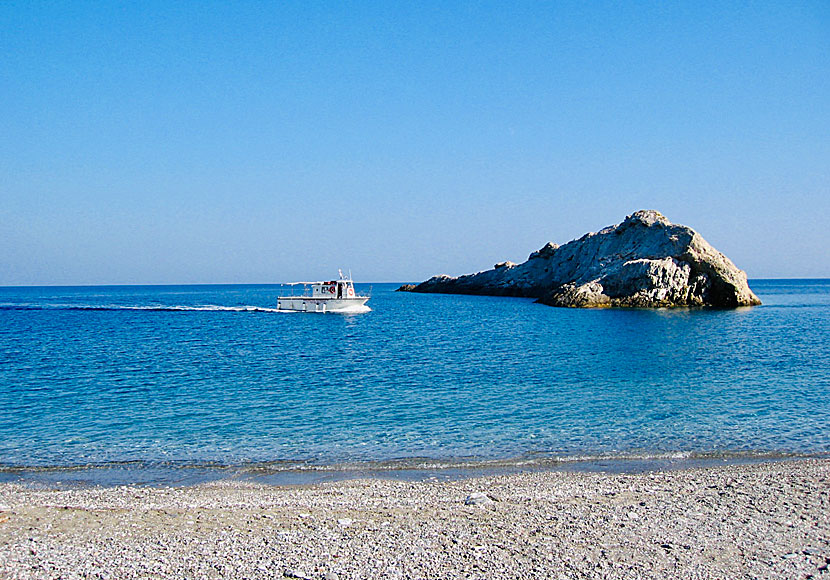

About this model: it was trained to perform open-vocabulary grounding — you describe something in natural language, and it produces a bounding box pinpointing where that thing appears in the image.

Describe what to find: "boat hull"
[277,297,370,313]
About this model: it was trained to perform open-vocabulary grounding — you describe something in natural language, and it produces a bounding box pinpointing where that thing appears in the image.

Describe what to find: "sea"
[1,279,828,487]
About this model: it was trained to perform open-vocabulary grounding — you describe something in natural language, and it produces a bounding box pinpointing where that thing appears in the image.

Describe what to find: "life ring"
[347,288,354,296]
[329,286,336,294]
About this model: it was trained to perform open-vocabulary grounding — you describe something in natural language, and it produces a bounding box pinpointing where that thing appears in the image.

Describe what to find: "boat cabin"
[311,280,356,299]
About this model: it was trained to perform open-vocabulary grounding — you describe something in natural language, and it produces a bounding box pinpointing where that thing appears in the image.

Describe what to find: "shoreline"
[0,452,823,489]
[1,458,827,579]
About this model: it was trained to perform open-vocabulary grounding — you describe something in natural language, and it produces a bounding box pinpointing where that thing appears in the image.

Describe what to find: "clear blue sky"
[2,2,828,284]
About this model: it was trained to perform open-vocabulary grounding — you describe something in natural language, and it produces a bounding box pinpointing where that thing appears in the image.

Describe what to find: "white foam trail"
[162,305,283,313]
[0,303,284,313]
[332,305,372,314]
[0,303,371,314]
[132,305,286,313]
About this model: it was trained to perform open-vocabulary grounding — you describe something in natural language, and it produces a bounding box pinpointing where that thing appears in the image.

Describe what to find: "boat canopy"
[283,280,352,286]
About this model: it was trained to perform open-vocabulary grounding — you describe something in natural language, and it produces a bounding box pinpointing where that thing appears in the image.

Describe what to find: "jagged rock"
[403,210,761,308]
[395,284,417,292]
[528,242,559,260]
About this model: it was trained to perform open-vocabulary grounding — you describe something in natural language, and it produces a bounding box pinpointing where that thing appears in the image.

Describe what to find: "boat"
[277,270,370,313]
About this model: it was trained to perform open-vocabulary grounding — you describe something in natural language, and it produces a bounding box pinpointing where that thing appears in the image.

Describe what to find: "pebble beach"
[1,459,828,579]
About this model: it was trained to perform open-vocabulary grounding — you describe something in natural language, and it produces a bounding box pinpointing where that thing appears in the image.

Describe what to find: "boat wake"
[333,304,372,314]
[0,303,372,314]
[0,304,284,313]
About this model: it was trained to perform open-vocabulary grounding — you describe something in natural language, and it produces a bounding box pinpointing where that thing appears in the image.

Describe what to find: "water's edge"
[1,452,824,489]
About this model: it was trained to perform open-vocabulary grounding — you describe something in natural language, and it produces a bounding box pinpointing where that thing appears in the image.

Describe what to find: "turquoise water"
[0,280,828,483]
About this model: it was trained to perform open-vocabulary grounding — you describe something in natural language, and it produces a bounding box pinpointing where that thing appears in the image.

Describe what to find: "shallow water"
[0,280,828,484]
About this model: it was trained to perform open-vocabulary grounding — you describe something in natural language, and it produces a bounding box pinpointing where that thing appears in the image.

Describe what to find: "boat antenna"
[338,268,344,280]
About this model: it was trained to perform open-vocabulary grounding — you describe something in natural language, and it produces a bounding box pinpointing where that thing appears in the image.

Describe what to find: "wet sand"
[0,459,828,579]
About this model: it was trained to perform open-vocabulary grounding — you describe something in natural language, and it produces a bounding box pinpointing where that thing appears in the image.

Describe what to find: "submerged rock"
[401,210,761,308]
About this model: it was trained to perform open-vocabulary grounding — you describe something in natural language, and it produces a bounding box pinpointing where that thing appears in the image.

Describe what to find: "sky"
[1,1,828,284]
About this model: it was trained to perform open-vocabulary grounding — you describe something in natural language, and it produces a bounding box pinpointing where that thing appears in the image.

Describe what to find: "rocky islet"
[402,210,761,308]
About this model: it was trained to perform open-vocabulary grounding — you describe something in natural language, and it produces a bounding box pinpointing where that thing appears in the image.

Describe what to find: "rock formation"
[401,210,761,308]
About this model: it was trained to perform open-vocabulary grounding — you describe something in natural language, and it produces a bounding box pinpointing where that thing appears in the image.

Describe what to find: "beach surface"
[0,459,828,579]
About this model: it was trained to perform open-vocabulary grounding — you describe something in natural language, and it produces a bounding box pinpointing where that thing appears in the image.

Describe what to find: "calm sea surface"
[1,280,828,484]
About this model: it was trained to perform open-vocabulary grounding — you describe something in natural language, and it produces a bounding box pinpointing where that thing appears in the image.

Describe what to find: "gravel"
[0,459,828,579]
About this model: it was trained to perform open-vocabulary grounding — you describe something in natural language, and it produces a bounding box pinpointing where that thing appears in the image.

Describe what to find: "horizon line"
[1,277,828,289]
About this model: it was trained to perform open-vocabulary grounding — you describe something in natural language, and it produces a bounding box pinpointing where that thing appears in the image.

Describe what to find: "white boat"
[277,270,370,313]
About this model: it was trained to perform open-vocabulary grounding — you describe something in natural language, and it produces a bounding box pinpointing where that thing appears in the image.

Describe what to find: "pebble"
[464,492,494,506]
[0,459,826,580]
